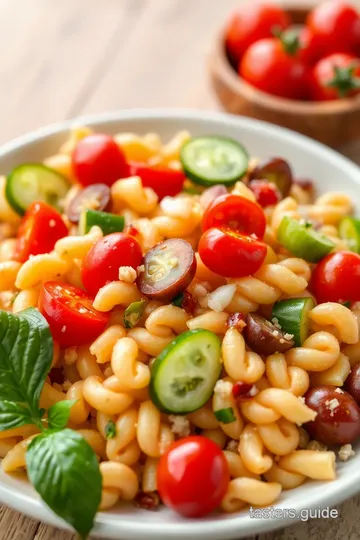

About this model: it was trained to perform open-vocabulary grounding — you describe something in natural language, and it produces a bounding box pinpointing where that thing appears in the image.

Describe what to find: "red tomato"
[310,53,360,101]
[129,162,185,200]
[225,3,290,65]
[198,227,267,278]
[72,134,129,187]
[307,1,360,58]
[310,251,360,304]
[202,194,266,239]
[39,282,109,347]
[280,26,322,65]
[14,202,68,263]
[240,37,310,100]
[248,180,281,207]
[157,436,229,517]
[81,232,143,296]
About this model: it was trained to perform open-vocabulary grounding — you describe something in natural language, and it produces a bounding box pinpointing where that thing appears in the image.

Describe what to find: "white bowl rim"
[0,108,360,540]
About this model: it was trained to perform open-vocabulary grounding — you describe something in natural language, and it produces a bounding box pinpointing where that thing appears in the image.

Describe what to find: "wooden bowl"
[209,5,360,147]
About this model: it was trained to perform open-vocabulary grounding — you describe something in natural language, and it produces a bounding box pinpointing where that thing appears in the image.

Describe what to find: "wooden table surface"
[1,0,360,538]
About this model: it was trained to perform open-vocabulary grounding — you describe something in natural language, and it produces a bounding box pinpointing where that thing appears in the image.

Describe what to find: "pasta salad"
[0,126,360,537]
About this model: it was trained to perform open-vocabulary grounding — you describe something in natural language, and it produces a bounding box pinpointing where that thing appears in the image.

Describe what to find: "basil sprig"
[0,308,102,539]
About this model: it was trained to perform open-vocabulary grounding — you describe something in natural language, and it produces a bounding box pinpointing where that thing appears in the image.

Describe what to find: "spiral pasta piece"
[89,325,127,364]
[145,305,189,336]
[99,461,139,510]
[278,450,336,480]
[15,253,71,289]
[309,303,359,344]
[221,478,282,512]
[307,193,352,225]
[82,376,133,415]
[271,197,300,231]
[256,388,317,425]
[265,353,309,396]
[239,424,273,474]
[223,450,260,480]
[257,418,300,455]
[111,337,150,389]
[286,331,340,371]
[111,176,158,215]
[264,462,306,489]
[137,401,174,457]
[222,328,265,383]
[93,281,141,311]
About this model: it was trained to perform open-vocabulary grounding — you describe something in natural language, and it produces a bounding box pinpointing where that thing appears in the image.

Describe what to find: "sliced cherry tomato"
[66,184,110,223]
[225,3,290,66]
[137,238,196,302]
[38,281,109,347]
[14,201,68,263]
[198,227,267,278]
[248,180,281,207]
[310,53,360,101]
[307,1,360,58]
[240,37,310,100]
[310,251,360,304]
[72,134,129,187]
[129,162,185,200]
[81,232,143,296]
[157,436,229,517]
[202,194,266,239]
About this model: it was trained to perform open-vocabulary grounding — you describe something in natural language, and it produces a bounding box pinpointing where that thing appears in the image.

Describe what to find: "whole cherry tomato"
[280,26,322,65]
[307,1,360,58]
[225,3,290,66]
[14,201,68,262]
[248,180,281,207]
[157,436,229,517]
[304,385,360,445]
[310,251,360,304]
[310,53,360,101]
[198,227,267,278]
[72,134,129,187]
[39,281,109,347]
[81,232,143,296]
[129,162,185,200]
[240,37,310,100]
[202,194,266,239]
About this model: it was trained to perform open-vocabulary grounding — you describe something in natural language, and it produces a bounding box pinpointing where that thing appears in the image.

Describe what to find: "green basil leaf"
[0,308,53,414]
[105,420,116,439]
[48,401,77,430]
[26,429,102,539]
[0,400,33,430]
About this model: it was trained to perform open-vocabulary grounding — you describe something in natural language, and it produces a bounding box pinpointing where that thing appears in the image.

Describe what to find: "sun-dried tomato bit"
[133,491,161,511]
[232,382,258,400]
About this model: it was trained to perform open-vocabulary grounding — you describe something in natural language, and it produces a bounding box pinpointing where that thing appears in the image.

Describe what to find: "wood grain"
[0,0,360,538]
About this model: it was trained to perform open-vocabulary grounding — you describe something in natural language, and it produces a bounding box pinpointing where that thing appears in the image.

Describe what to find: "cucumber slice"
[6,164,69,215]
[339,217,360,253]
[277,216,335,262]
[79,209,125,235]
[180,136,248,186]
[272,297,315,347]
[149,329,222,414]
[214,407,236,423]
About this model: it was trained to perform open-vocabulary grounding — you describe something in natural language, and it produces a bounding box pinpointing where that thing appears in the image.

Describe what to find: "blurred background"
[1,0,359,153]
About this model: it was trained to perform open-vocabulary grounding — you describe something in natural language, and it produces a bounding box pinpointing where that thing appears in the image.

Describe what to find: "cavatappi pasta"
[2,125,360,523]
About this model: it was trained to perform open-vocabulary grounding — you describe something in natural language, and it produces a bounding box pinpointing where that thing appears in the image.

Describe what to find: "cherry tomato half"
[310,251,360,304]
[129,162,185,200]
[202,194,266,239]
[72,134,129,187]
[39,281,109,347]
[225,3,290,66]
[310,53,360,101]
[240,37,310,100]
[198,227,267,278]
[157,436,229,517]
[81,232,143,296]
[248,180,281,207]
[307,1,360,58]
[14,202,68,263]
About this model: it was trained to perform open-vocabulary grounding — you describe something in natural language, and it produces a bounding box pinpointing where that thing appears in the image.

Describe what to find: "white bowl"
[1,109,360,540]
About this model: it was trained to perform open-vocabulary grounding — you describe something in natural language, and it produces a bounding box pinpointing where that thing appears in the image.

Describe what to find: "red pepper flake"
[134,491,160,510]
[182,290,197,315]
[226,312,246,330]
[125,224,139,237]
[232,382,257,400]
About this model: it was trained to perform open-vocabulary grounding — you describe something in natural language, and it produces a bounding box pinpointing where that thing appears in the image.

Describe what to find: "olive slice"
[137,239,197,302]
[244,313,294,355]
[251,158,293,197]
[66,183,110,223]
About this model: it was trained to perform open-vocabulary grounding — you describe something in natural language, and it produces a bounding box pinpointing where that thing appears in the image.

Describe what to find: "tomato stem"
[277,29,300,57]
[327,65,360,98]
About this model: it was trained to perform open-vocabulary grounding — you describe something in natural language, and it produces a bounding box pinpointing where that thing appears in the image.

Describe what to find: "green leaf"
[0,308,53,415]
[104,420,116,439]
[48,401,77,430]
[0,400,33,430]
[26,429,102,539]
